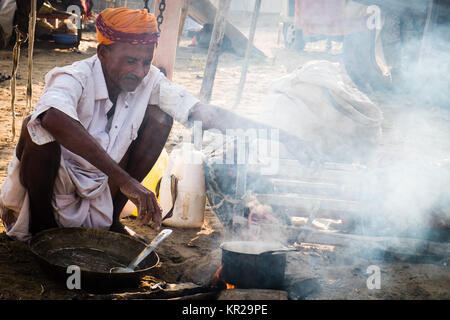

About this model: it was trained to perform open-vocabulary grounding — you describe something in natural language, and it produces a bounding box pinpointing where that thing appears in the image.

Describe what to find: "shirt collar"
[93,55,109,101]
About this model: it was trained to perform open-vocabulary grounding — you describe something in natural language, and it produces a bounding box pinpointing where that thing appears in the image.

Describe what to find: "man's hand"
[188,103,324,170]
[282,133,324,172]
[119,178,162,230]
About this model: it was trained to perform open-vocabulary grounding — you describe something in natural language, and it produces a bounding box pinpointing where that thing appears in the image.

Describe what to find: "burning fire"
[210,265,236,289]
[225,283,236,289]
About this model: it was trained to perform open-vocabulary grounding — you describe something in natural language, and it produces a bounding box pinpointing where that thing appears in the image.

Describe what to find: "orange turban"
[96,7,159,45]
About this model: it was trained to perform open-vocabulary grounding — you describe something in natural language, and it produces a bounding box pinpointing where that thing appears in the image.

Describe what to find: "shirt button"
[115,125,118,129]
[125,105,128,108]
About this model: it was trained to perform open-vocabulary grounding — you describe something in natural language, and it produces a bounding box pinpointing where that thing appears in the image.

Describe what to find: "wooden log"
[217,289,288,300]
[280,225,450,257]
[199,0,231,103]
[188,0,266,58]
[269,178,354,199]
[233,0,262,108]
[252,194,362,214]
[169,292,219,300]
[71,282,217,300]
[278,159,367,172]
[272,161,366,184]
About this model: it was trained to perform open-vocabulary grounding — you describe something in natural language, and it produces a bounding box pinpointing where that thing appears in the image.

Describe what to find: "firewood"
[168,292,219,300]
[217,289,288,300]
[253,193,362,214]
[280,225,450,257]
[71,282,217,300]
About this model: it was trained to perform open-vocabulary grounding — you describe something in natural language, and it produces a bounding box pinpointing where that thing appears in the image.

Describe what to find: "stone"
[287,278,321,300]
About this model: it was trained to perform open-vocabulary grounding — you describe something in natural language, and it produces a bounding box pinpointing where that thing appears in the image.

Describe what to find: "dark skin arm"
[189,103,322,166]
[40,107,161,228]
[38,101,319,232]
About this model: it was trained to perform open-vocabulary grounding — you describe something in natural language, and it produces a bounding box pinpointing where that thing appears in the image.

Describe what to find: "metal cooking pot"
[29,227,160,292]
[220,241,294,289]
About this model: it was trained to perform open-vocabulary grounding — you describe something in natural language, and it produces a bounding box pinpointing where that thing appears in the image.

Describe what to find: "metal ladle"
[110,229,173,273]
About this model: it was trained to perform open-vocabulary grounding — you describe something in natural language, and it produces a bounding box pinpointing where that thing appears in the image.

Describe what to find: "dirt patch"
[0,207,224,299]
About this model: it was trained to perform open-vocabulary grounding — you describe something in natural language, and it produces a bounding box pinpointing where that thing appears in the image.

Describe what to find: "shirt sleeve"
[149,73,199,125]
[27,73,83,145]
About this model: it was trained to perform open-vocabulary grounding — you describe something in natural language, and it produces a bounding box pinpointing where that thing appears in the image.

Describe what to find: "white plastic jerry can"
[160,144,206,228]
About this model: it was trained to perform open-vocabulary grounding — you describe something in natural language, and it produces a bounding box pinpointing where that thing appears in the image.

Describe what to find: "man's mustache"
[123,74,141,83]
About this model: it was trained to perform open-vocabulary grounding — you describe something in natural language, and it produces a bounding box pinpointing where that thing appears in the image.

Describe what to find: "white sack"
[0,0,17,47]
[259,60,383,162]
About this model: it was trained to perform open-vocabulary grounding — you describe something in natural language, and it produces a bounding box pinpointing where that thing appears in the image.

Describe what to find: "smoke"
[394,32,450,109]
[356,0,450,240]
[195,2,450,261]
[361,107,450,240]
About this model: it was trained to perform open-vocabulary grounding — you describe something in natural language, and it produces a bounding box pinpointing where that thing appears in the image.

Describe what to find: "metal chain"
[143,0,150,11]
[156,0,166,31]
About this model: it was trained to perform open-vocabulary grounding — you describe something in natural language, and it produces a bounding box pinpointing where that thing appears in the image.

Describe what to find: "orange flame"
[225,283,236,289]
[213,265,223,280]
[210,265,237,289]
[208,265,223,288]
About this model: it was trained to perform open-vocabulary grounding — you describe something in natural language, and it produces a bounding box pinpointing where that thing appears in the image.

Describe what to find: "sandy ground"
[0,13,449,300]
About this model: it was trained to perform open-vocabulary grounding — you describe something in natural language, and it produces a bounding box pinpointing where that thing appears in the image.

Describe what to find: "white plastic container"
[160,143,206,228]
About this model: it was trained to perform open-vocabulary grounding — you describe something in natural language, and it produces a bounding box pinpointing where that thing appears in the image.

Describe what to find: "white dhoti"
[0,149,114,242]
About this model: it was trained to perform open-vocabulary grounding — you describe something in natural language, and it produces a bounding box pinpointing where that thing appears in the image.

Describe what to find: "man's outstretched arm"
[188,103,322,166]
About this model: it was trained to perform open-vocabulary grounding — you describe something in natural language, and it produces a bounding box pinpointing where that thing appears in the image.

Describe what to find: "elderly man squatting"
[0,7,320,241]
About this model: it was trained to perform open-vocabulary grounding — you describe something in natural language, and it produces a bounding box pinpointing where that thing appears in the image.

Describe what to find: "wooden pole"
[10,28,27,141]
[26,0,37,116]
[177,0,189,47]
[187,0,266,58]
[199,0,231,103]
[152,0,183,80]
[419,0,434,65]
[233,0,261,108]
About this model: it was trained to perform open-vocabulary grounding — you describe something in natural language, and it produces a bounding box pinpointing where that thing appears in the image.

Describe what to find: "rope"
[26,0,37,116]
[10,27,28,141]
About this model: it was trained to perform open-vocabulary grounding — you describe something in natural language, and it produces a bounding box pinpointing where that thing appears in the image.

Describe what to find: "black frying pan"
[29,227,160,292]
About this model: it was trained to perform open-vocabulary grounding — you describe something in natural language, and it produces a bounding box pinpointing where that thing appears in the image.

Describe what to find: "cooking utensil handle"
[262,247,301,255]
[128,229,173,269]
[162,174,178,221]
